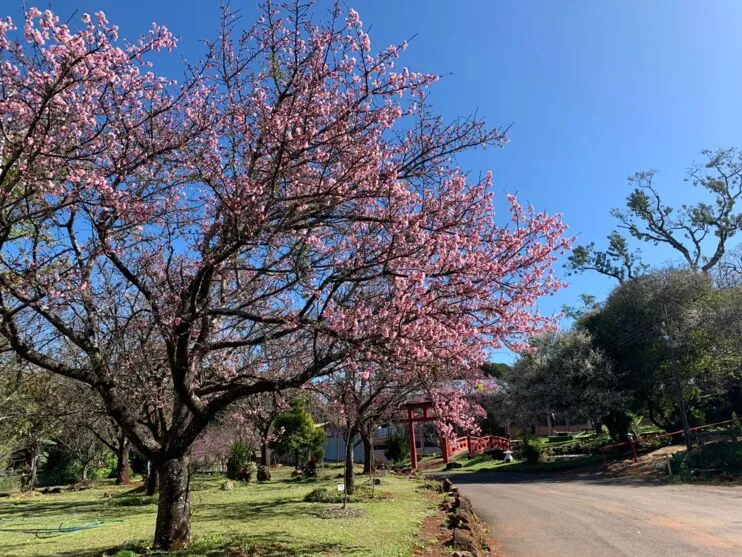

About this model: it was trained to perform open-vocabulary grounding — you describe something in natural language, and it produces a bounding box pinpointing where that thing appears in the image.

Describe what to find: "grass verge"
[440,453,602,475]
[0,466,435,556]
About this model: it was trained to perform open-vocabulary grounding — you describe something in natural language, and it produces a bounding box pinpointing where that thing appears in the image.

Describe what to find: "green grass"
[0,466,436,556]
[440,453,601,474]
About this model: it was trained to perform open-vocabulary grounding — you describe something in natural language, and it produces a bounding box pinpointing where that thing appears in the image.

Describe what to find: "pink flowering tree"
[313,364,419,494]
[226,391,290,466]
[0,4,569,550]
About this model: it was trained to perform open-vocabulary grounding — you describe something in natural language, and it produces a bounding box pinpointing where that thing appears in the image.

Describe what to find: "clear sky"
[6,1,742,360]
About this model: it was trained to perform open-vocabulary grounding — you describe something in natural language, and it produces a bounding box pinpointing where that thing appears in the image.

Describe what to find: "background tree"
[480,362,511,379]
[313,361,422,494]
[581,269,717,436]
[270,399,326,473]
[230,392,289,467]
[715,243,742,288]
[568,148,742,280]
[500,331,626,435]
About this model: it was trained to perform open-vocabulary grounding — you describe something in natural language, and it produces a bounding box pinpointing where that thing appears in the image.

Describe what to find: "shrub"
[521,435,543,464]
[110,494,157,507]
[384,426,410,463]
[226,440,257,482]
[303,487,341,503]
[38,446,79,486]
[91,451,117,480]
[270,399,327,469]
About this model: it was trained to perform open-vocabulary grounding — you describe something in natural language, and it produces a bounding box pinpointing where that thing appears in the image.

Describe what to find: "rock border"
[437,478,492,557]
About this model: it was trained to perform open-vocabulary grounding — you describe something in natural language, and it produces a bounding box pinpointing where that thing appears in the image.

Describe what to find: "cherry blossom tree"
[230,391,289,466]
[0,3,569,549]
[314,363,426,494]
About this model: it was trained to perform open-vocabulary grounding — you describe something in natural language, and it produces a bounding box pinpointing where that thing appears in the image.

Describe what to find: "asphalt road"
[452,472,742,557]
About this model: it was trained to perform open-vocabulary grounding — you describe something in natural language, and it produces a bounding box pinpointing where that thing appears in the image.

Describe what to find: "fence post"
[628,433,638,462]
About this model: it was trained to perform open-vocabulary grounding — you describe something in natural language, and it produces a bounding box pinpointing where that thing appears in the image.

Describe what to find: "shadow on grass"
[462,455,495,468]
[187,531,365,557]
[195,496,308,523]
[0,497,143,522]
[54,530,367,557]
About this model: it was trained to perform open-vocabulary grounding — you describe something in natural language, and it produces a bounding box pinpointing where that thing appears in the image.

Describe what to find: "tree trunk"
[115,436,131,485]
[146,462,160,496]
[82,463,89,481]
[344,428,356,497]
[153,455,191,551]
[260,440,270,467]
[360,430,372,475]
[26,443,39,491]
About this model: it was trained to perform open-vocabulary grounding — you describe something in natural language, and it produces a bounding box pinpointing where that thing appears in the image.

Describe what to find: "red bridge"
[400,400,511,470]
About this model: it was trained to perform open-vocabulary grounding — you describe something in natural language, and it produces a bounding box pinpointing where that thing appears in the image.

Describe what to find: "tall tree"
[500,331,626,434]
[581,269,716,435]
[0,6,568,549]
[568,149,742,281]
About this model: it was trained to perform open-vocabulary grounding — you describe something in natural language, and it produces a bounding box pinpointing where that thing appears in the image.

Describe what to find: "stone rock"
[441,478,453,492]
[373,478,382,485]
[221,480,235,491]
[452,529,478,554]
[291,469,303,477]
[457,495,475,515]
[445,461,463,470]
[71,479,94,491]
[452,552,474,557]
[257,466,271,482]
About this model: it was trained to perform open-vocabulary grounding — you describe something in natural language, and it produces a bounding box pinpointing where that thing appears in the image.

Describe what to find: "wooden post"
[408,408,417,470]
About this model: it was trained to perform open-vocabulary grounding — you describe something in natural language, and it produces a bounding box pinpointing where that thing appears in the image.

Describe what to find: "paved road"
[452,472,742,557]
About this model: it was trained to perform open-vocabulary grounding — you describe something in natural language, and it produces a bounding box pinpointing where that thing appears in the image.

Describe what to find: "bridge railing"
[468,435,511,456]
[443,434,512,463]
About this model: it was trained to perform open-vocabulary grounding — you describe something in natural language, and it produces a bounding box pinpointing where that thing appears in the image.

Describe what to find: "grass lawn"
[439,453,602,475]
[0,466,437,557]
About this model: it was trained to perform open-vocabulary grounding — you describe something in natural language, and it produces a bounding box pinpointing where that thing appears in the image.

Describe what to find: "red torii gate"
[399,400,511,471]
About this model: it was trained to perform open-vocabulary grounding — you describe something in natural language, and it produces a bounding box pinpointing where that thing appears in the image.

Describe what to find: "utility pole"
[662,304,692,451]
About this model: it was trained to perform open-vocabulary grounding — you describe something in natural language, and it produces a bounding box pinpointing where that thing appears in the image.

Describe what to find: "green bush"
[91,451,117,480]
[384,427,410,463]
[671,440,742,477]
[38,447,79,486]
[303,487,342,503]
[270,399,327,469]
[521,435,543,464]
[110,494,157,507]
[226,440,257,482]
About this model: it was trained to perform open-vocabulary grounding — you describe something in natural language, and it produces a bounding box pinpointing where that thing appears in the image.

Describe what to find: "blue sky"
[7,1,742,360]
